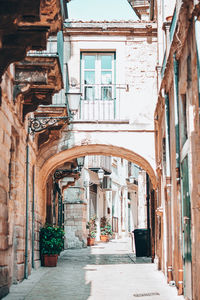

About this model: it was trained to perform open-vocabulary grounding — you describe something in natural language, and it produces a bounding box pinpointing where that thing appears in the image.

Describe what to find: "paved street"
[4,238,184,300]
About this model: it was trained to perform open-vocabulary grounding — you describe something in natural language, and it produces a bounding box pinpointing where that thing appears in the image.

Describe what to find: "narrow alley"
[1,0,200,299]
[3,238,184,300]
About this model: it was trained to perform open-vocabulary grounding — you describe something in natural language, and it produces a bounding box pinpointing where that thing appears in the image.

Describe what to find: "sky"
[67,0,138,21]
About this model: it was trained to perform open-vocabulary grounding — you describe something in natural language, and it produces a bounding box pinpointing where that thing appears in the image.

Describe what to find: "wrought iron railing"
[75,84,128,121]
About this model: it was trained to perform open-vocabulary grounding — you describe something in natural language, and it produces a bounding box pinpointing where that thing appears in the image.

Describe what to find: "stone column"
[64,186,87,249]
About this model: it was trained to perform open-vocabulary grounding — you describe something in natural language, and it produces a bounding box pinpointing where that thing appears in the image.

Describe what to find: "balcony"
[0,0,66,81]
[131,0,149,7]
[15,53,63,119]
[74,84,128,121]
[87,156,112,174]
[128,0,150,20]
[14,33,64,119]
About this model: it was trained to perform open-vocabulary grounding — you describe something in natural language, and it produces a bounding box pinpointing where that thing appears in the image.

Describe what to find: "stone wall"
[64,203,87,249]
[0,66,43,297]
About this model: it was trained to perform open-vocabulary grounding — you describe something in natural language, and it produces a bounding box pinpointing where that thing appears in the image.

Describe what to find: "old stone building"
[0,1,158,297]
[0,0,69,298]
[1,0,200,299]
[63,155,145,249]
[154,0,200,299]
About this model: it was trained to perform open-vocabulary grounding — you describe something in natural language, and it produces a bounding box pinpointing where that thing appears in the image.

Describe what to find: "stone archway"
[39,144,157,190]
[37,143,157,253]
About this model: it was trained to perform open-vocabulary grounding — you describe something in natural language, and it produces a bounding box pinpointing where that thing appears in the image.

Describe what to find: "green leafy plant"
[40,224,65,255]
[100,217,113,236]
[86,215,97,238]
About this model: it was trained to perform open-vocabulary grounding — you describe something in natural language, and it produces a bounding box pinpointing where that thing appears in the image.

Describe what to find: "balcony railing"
[128,162,140,178]
[131,0,149,7]
[75,84,128,121]
[87,155,112,173]
[28,31,64,77]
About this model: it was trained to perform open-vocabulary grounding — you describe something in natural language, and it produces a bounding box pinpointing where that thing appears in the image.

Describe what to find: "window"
[81,53,115,101]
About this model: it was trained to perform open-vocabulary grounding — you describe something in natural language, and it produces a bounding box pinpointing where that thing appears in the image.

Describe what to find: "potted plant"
[100,217,113,242]
[86,216,97,246]
[40,224,65,267]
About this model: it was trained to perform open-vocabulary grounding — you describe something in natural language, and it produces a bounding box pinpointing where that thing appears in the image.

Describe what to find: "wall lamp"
[66,85,82,116]
[29,85,82,135]
[76,157,85,172]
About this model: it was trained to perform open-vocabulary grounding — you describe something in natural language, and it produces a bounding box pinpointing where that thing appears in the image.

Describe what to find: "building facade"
[3,1,200,299]
[154,1,200,299]
[0,2,158,298]
[63,155,148,250]
[0,1,69,297]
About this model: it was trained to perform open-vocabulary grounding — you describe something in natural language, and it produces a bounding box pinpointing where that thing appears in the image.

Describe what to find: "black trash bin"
[133,229,149,257]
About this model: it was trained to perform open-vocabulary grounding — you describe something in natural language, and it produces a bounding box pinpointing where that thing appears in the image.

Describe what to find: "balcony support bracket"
[28,116,69,135]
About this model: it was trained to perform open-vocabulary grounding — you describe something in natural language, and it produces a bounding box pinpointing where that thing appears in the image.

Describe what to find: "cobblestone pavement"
[4,237,184,300]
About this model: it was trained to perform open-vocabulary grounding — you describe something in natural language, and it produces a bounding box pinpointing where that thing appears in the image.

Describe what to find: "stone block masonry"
[0,66,44,297]
[64,203,87,249]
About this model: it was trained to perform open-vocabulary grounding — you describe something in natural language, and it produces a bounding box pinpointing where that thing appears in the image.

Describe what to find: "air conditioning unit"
[103,176,112,190]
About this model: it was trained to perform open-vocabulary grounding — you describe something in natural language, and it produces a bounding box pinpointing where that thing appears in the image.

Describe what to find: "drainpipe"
[24,131,29,279]
[146,174,151,257]
[57,183,63,227]
[173,55,180,170]
[173,54,183,295]
[164,94,171,176]
[32,166,35,268]
[164,93,173,283]
[195,17,200,107]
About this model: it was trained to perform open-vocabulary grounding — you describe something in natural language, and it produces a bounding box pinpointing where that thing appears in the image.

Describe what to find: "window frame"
[81,52,116,101]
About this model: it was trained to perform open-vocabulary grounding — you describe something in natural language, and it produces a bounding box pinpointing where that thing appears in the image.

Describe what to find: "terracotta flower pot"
[166,16,173,22]
[100,235,109,242]
[44,254,58,267]
[87,237,95,246]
